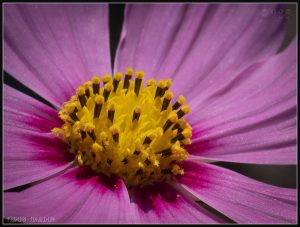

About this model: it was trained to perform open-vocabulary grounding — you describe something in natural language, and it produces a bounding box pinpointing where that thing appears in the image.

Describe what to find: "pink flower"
[4,3,296,224]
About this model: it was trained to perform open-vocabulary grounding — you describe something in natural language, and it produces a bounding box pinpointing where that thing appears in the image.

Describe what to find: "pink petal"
[188,40,296,164]
[4,167,132,223]
[4,85,61,133]
[131,182,223,223]
[4,128,72,190]
[4,85,72,189]
[4,4,111,107]
[177,160,297,223]
[115,4,285,93]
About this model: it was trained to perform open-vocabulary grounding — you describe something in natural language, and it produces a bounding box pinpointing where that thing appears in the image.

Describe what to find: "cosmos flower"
[3,3,297,224]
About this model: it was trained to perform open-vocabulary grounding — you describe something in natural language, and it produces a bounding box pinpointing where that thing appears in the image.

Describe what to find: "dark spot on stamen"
[135,168,143,176]
[161,169,172,174]
[144,158,151,166]
[85,89,90,98]
[122,158,128,165]
[94,103,102,119]
[134,150,141,155]
[78,95,87,107]
[134,78,143,96]
[169,160,177,165]
[93,83,100,95]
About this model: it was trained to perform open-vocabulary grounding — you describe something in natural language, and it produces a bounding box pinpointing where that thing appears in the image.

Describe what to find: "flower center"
[52,68,191,187]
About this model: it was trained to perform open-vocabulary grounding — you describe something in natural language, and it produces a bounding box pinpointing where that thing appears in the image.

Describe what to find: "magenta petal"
[4,167,132,223]
[115,4,285,90]
[4,85,72,189]
[4,85,61,133]
[4,4,111,107]
[188,40,296,164]
[4,127,72,190]
[177,160,297,224]
[131,182,222,223]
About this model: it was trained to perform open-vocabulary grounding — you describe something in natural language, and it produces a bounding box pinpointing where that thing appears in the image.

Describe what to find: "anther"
[107,102,115,123]
[144,158,151,166]
[164,79,173,91]
[172,123,181,133]
[83,82,91,98]
[92,76,101,95]
[80,130,86,140]
[147,79,156,87]
[163,113,178,133]
[94,95,104,118]
[100,132,109,148]
[169,160,177,165]
[172,119,184,133]
[107,159,113,165]
[67,104,79,121]
[134,150,141,155]
[155,81,165,98]
[110,126,119,143]
[161,79,172,97]
[102,74,112,86]
[122,157,129,165]
[156,148,172,157]
[134,71,144,96]
[181,138,192,145]
[171,129,192,143]
[172,96,185,110]
[133,140,143,155]
[161,91,174,112]
[76,154,84,166]
[161,169,172,174]
[92,142,103,153]
[177,105,190,119]
[113,72,122,92]
[123,68,133,90]
[143,132,156,145]
[132,106,142,122]
[103,83,113,102]
[88,130,96,142]
[84,123,96,141]
[76,87,87,107]
[135,168,143,176]
[92,143,103,163]
[70,95,78,102]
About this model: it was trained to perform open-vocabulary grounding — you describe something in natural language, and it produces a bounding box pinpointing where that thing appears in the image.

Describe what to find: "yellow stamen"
[53,69,191,187]
[124,67,133,90]
[172,95,185,110]
[102,74,112,85]
[103,83,113,102]
[92,75,101,95]
[134,70,144,96]
[177,105,190,119]
[147,79,156,87]
[113,72,122,92]
[132,106,142,122]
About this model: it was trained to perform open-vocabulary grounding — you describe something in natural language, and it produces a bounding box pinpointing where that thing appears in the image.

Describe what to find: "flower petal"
[131,182,222,223]
[177,160,297,224]
[4,85,72,190]
[188,40,296,164]
[4,128,72,190]
[4,85,61,133]
[4,3,111,107]
[115,4,285,94]
[4,167,132,223]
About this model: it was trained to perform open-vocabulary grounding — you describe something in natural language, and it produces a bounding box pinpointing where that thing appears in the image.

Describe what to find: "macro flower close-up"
[3,3,297,224]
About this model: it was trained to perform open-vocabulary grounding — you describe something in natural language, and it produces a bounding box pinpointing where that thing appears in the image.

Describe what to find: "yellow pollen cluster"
[52,68,191,187]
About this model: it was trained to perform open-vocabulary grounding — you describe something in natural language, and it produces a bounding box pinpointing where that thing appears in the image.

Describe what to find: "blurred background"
[3,3,297,189]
